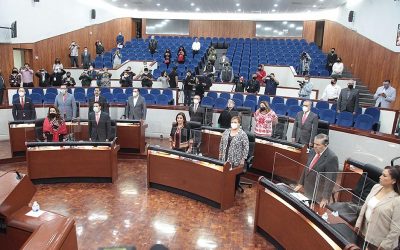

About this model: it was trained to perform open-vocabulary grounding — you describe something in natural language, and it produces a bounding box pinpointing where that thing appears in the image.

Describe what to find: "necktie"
[20,97,24,108]
[96,113,100,124]
[309,153,320,172]
[95,97,98,102]
[301,112,307,124]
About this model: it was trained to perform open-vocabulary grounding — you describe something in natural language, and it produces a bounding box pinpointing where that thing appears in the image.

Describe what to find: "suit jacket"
[88,95,109,115]
[299,147,338,201]
[292,111,318,145]
[81,52,91,67]
[35,72,51,87]
[88,111,111,142]
[374,86,396,109]
[54,93,77,120]
[337,88,359,113]
[12,96,36,120]
[355,184,400,249]
[189,104,205,123]
[125,95,146,120]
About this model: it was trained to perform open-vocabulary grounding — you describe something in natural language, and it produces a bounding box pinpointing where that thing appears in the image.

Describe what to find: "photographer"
[232,74,245,93]
[9,67,21,87]
[62,71,76,87]
[203,61,216,79]
[297,75,313,99]
[79,69,93,87]
[245,74,260,94]
[120,71,133,87]
[20,63,34,87]
[35,68,51,87]
[183,70,196,106]
[195,73,212,100]
[299,51,311,76]
[51,59,66,86]
[69,41,80,68]
[220,62,234,83]
[140,68,153,88]
[97,68,112,87]
[264,73,279,95]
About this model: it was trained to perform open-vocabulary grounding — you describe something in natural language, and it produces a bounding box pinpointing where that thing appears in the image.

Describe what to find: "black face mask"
[348,85,354,89]
[331,81,335,85]
[258,68,262,71]
[12,71,18,74]
[49,113,56,119]
[331,51,335,53]
[253,77,257,80]
[260,107,266,111]
[66,75,71,78]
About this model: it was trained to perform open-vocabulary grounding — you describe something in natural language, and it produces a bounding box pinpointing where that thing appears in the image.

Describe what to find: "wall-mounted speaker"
[91,9,96,19]
[348,11,354,22]
[33,0,40,2]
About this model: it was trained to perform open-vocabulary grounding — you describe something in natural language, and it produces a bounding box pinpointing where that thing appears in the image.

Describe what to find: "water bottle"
[32,201,40,212]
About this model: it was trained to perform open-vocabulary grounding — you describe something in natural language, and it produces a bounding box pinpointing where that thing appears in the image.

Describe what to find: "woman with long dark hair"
[43,106,67,142]
[169,112,191,152]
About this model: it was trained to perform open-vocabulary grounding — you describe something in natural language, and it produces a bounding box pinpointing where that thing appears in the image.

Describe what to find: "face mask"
[331,81,335,85]
[18,92,25,97]
[331,50,334,53]
[133,92,139,97]
[260,107,266,111]
[66,74,71,77]
[61,89,67,94]
[348,85,354,89]
[383,84,389,89]
[93,107,100,113]
[193,99,199,104]
[49,113,56,119]
[253,77,257,80]
[12,70,18,74]
[302,106,309,112]
[231,123,239,129]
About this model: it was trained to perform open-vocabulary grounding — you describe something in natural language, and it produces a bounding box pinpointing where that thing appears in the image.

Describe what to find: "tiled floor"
[0,158,275,250]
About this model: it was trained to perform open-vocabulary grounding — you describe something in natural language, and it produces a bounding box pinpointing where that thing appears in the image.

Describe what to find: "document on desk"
[290,192,310,202]
[25,210,45,218]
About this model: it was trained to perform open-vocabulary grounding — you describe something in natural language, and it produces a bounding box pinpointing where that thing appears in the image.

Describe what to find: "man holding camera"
[69,41,80,68]
[220,62,234,83]
[299,52,312,76]
[246,74,260,94]
[140,68,153,88]
[264,73,279,95]
[183,70,196,106]
[298,75,313,99]
[20,63,34,87]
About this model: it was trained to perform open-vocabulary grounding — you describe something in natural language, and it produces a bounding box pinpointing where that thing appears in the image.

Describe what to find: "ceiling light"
[273,30,278,33]
[165,19,170,22]
[282,21,288,25]
[237,8,241,11]
[274,4,278,7]
[296,27,303,30]
[164,8,168,11]
[236,3,240,6]
[123,3,127,7]
[264,27,272,31]
[271,9,276,12]
[256,24,261,28]
[289,23,295,28]
[195,7,200,11]
[112,0,117,2]
[313,5,317,8]
[156,3,160,6]
[278,32,283,35]
[190,2,195,6]
[319,0,324,2]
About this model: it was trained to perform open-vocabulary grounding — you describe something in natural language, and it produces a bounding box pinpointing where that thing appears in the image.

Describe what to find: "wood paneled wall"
[303,21,316,43]
[322,20,400,109]
[189,20,255,38]
[0,18,136,87]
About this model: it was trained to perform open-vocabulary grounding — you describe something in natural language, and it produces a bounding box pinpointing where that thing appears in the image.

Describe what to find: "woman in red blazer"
[43,106,67,142]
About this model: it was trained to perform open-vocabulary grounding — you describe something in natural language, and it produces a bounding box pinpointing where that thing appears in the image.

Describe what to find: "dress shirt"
[298,81,313,98]
[321,84,342,101]
[374,86,396,108]
[192,42,201,51]
[20,69,34,83]
[133,96,138,107]
[332,62,344,75]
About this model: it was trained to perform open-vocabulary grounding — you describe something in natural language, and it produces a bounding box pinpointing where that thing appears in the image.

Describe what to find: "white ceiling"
[105,0,347,13]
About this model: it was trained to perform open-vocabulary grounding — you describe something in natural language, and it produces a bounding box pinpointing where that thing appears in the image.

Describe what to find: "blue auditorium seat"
[46,88,58,95]
[364,107,380,125]
[232,98,243,107]
[114,93,128,104]
[316,101,329,110]
[206,92,218,100]
[354,114,374,131]
[336,112,354,127]
[102,92,114,103]
[219,93,231,100]
[162,89,173,102]
[258,95,270,104]
[143,94,156,105]
[319,109,336,124]
[139,88,148,96]
[273,103,288,116]
[285,98,298,107]
[112,88,123,96]
[29,93,43,104]
[243,100,256,112]
[74,92,87,104]
[31,88,44,97]
[245,94,257,103]
[214,97,228,110]
[43,93,57,104]
[155,94,169,105]
[150,89,161,96]
[271,96,284,105]
[287,105,302,118]
[201,96,215,107]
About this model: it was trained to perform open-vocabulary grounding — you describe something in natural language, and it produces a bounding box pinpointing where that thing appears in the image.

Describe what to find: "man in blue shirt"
[264,73,280,95]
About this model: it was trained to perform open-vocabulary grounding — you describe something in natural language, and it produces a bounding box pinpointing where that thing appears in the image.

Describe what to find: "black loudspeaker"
[91,9,96,19]
[11,21,17,38]
[33,0,40,2]
[348,11,354,22]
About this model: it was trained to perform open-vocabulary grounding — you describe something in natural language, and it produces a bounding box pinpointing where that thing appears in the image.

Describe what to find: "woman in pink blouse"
[254,101,278,137]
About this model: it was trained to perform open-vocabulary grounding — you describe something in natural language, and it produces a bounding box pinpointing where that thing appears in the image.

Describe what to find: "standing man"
[35,68,51,87]
[299,51,312,76]
[298,75,313,99]
[148,35,158,55]
[69,41,80,68]
[140,68,153,88]
[88,102,111,142]
[373,80,396,108]
[191,38,201,59]
[116,32,124,48]
[294,134,338,208]
[245,74,260,94]
[125,88,147,120]
[326,48,338,75]
[88,87,109,115]
[292,100,318,147]
[182,70,196,106]
[217,53,230,71]
[20,63,34,87]
[189,95,205,124]
[337,80,360,114]
[81,47,91,69]
[168,66,178,88]
[0,70,5,105]
[54,84,77,120]
[320,77,341,101]
[264,73,279,96]
[12,87,36,120]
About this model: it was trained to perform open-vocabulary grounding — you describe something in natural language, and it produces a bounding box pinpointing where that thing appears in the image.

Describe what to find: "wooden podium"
[116,120,148,154]
[0,171,78,250]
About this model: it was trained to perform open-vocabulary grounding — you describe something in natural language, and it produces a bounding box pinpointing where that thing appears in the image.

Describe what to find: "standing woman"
[219,116,249,168]
[157,71,170,89]
[254,101,278,137]
[169,112,191,152]
[42,106,68,142]
[113,49,122,69]
[95,40,105,57]
[355,165,400,250]
[164,49,171,68]
[52,58,66,86]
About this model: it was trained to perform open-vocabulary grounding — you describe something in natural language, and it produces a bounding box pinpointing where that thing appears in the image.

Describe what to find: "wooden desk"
[254,178,352,250]
[26,141,120,183]
[0,173,78,250]
[8,122,36,157]
[200,129,223,159]
[252,137,308,182]
[147,147,242,210]
[116,121,148,154]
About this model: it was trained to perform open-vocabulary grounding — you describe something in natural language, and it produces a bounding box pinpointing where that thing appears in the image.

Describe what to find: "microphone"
[15,171,22,180]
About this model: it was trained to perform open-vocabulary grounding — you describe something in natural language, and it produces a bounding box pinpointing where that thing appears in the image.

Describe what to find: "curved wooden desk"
[147,147,242,210]
[26,141,120,183]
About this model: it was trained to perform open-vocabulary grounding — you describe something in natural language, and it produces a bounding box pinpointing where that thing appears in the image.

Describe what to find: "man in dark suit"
[294,134,338,208]
[88,87,109,116]
[125,88,147,120]
[35,69,51,87]
[337,81,360,114]
[88,102,111,142]
[292,100,318,147]
[81,47,91,69]
[12,87,36,120]
[189,95,204,124]
[325,48,338,75]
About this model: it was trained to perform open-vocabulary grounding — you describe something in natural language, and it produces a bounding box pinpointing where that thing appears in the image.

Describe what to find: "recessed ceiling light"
[278,32,283,35]
[273,30,278,33]
[112,0,117,2]
[264,27,272,31]
[124,3,128,7]
[271,9,276,12]
[195,7,200,11]
[164,8,168,11]
[319,0,324,2]
[237,8,241,11]
[289,23,295,28]
[256,24,261,28]
[313,5,317,8]
[236,3,240,6]
[282,21,287,25]
[274,4,278,7]
[296,27,303,30]
[156,3,160,6]
[190,2,195,6]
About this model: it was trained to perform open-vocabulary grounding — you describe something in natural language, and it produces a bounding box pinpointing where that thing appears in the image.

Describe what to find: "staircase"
[342,69,375,107]
[199,48,227,75]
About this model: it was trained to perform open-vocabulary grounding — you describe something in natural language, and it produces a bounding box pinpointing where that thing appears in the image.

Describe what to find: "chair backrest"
[102,92,114,103]
[43,93,57,104]
[354,114,374,131]
[232,93,244,102]
[364,107,380,124]
[219,92,231,100]
[115,93,128,103]
[109,120,117,140]
[311,107,320,116]
[285,98,298,107]
[201,96,215,107]
[46,88,58,95]
[35,118,45,141]
[100,87,111,94]
[74,87,85,95]
[316,101,329,110]
[206,92,218,100]
[273,103,288,116]
[29,93,43,104]
[139,88,148,95]
[150,89,161,96]
[231,98,243,107]
[317,120,330,136]
[271,116,289,140]
[258,95,270,104]
[143,94,156,104]
[287,105,302,118]
[112,88,124,95]
[245,94,257,103]
[162,89,173,99]
[74,92,87,103]
[32,88,44,96]
[271,96,284,105]
[336,111,354,127]
[214,97,228,109]
[156,94,169,105]
[319,109,336,124]
[243,99,256,112]
[330,103,337,111]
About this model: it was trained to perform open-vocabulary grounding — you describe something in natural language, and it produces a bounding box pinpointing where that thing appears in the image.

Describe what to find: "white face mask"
[302,106,309,112]
[231,123,239,129]
[61,89,67,94]
[133,92,139,97]
[193,99,199,104]
[93,107,100,113]
[18,92,25,97]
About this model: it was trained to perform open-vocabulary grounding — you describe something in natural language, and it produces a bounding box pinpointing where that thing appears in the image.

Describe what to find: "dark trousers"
[23,82,33,87]
[302,70,309,76]
[70,56,78,67]
[192,50,199,58]
[0,89,4,105]
[183,90,192,106]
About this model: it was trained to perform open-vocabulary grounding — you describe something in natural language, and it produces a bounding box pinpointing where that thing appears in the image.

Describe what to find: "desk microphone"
[15,171,22,180]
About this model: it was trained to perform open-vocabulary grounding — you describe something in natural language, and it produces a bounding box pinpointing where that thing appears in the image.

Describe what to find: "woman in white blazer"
[355,165,400,250]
